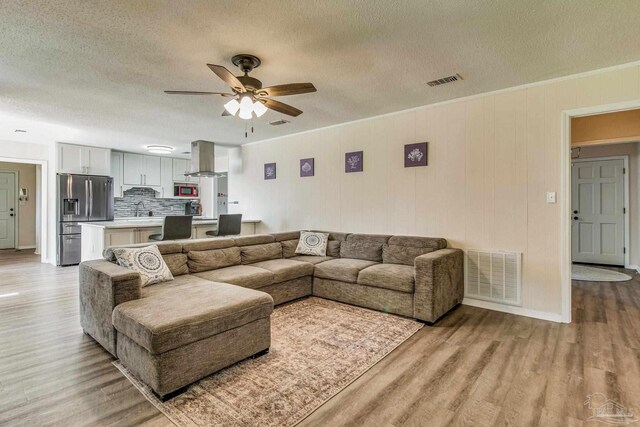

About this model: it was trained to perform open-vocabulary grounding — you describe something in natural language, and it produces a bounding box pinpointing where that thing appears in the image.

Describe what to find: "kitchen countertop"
[79,217,261,229]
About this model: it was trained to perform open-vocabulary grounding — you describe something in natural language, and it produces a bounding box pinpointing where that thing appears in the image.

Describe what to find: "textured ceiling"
[1,0,640,154]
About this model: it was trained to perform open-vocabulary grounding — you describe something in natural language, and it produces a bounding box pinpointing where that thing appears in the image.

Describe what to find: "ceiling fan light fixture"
[238,95,254,119]
[224,98,240,115]
[253,100,268,117]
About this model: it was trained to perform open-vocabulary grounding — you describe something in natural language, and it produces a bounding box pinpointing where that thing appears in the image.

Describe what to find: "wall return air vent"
[464,249,522,306]
[426,73,463,87]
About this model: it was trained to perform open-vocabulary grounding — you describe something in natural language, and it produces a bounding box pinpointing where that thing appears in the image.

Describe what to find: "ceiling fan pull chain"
[245,121,248,138]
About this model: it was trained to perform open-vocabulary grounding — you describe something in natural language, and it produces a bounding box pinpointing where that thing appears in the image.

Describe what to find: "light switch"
[546,192,556,204]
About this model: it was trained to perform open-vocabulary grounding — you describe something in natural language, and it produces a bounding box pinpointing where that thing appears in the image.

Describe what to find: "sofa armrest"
[79,259,141,356]
[413,248,464,323]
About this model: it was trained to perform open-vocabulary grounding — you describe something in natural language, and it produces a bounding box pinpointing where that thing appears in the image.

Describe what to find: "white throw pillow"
[295,231,329,256]
[111,245,173,287]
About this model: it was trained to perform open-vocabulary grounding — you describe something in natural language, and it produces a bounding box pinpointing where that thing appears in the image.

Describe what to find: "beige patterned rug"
[114,297,422,427]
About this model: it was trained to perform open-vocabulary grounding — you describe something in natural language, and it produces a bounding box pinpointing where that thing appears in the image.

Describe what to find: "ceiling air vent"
[426,73,463,87]
[269,119,290,126]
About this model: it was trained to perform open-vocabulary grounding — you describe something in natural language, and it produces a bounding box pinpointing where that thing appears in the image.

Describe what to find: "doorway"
[0,171,17,249]
[571,157,627,266]
[562,101,640,323]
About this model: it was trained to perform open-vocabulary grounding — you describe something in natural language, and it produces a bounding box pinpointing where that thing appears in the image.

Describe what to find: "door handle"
[573,216,579,220]
[573,210,578,214]
[9,208,13,212]
[9,213,14,217]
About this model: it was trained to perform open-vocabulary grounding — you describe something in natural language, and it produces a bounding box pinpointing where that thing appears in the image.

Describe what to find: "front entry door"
[0,172,16,249]
[571,159,625,265]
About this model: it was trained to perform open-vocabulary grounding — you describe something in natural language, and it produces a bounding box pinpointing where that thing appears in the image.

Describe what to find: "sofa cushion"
[162,253,189,276]
[314,258,378,283]
[187,247,241,273]
[326,240,341,258]
[340,234,391,262]
[104,242,183,262]
[113,280,273,354]
[193,265,275,289]
[181,238,236,253]
[250,259,314,283]
[382,245,434,266]
[296,231,329,256]
[272,231,300,242]
[111,245,173,287]
[141,273,216,298]
[388,235,447,250]
[357,264,415,293]
[312,230,350,242]
[241,242,282,264]
[234,234,275,246]
[281,239,299,258]
[289,255,336,265]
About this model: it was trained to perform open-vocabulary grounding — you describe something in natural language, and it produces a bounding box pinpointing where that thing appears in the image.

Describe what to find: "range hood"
[186,140,223,177]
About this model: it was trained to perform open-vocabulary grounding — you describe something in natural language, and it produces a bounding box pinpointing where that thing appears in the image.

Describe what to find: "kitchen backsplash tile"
[114,187,192,218]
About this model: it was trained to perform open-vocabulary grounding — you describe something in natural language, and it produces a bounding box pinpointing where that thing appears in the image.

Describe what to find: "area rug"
[114,297,422,427]
[572,264,633,282]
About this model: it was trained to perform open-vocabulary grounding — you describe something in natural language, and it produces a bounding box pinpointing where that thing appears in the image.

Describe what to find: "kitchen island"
[80,217,261,262]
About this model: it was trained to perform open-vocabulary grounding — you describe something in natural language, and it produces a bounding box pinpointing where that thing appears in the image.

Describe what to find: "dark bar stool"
[206,214,242,237]
[149,215,193,241]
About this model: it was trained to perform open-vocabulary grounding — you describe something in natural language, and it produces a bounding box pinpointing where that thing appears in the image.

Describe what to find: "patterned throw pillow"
[111,245,174,287]
[295,231,329,256]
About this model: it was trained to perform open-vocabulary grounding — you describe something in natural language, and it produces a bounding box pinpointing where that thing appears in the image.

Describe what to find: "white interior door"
[571,159,625,265]
[0,172,16,249]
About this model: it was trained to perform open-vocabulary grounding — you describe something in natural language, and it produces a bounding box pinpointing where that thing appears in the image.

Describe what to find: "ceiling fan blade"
[258,83,316,97]
[261,98,303,117]
[164,90,234,96]
[207,64,246,92]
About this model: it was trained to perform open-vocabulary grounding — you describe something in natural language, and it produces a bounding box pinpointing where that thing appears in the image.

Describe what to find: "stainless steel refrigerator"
[57,174,113,266]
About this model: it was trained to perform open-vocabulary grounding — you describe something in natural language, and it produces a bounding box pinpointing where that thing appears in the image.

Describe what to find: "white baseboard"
[17,245,36,250]
[462,298,564,323]
[625,264,638,270]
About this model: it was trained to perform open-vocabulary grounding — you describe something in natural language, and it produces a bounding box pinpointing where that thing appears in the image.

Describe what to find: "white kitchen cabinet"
[123,153,144,185]
[123,153,161,186]
[137,227,163,242]
[86,147,111,176]
[172,158,199,183]
[144,156,161,186]
[105,229,137,247]
[111,151,124,197]
[58,143,111,175]
[58,144,84,174]
[160,157,173,198]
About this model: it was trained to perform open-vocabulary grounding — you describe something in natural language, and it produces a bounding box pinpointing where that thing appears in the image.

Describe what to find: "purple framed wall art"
[300,158,314,177]
[404,142,428,167]
[345,151,363,173]
[264,162,277,180]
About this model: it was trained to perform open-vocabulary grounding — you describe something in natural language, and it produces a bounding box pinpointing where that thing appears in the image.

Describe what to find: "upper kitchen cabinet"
[172,158,199,183]
[58,143,111,176]
[111,151,124,197]
[123,153,161,186]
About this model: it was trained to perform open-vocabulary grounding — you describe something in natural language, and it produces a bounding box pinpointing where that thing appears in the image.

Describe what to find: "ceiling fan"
[165,54,316,119]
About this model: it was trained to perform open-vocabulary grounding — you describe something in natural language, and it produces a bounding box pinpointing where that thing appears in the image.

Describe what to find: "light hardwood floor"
[1,250,639,426]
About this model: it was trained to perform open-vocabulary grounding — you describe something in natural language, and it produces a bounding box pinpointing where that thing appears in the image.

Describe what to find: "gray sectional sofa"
[79,231,463,398]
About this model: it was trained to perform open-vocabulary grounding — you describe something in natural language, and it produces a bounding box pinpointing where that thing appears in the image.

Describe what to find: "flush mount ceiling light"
[145,145,175,154]
[165,54,316,120]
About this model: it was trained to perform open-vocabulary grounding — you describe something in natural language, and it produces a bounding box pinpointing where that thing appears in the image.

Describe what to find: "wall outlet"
[546,191,556,204]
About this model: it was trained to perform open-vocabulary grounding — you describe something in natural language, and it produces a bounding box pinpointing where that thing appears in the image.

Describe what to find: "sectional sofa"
[79,231,463,397]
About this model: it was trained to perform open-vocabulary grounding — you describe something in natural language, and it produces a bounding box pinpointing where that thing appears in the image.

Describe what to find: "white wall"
[229,62,640,318]
[0,140,56,264]
[576,142,640,267]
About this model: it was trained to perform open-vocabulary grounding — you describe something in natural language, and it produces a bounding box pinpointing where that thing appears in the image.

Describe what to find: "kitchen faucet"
[134,201,146,217]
